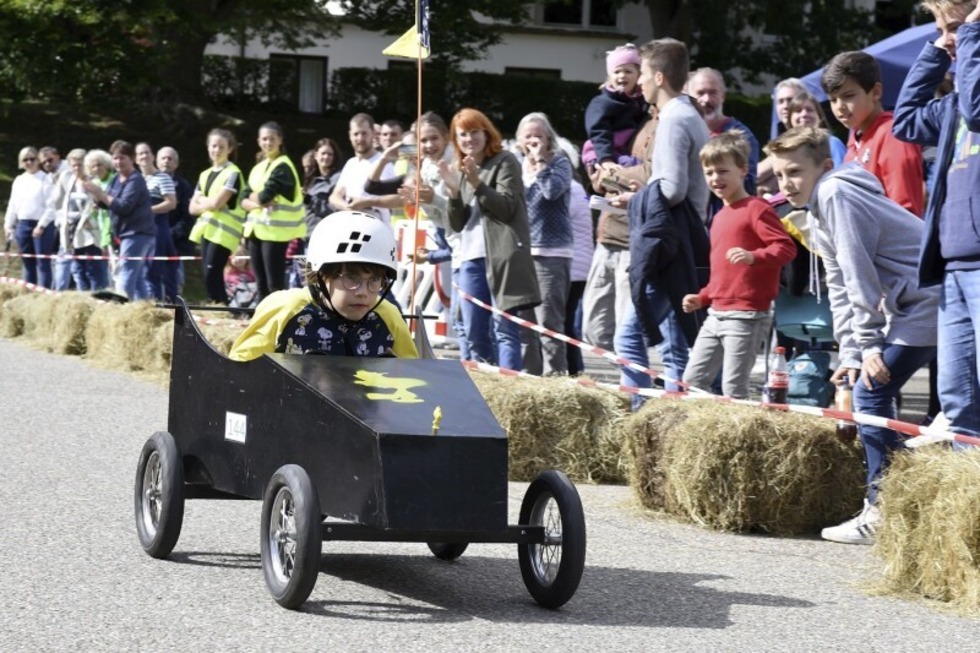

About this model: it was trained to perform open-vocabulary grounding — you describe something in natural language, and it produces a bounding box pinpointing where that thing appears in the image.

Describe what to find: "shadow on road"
[299,552,814,627]
[168,551,261,570]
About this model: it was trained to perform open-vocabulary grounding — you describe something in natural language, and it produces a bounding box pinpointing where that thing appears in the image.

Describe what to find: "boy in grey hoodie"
[767,127,939,546]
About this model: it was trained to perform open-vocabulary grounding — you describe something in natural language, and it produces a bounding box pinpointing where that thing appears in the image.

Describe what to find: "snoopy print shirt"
[228,288,418,362]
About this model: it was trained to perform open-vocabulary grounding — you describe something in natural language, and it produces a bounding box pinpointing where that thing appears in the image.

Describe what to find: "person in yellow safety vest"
[240,121,306,300]
[188,128,247,304]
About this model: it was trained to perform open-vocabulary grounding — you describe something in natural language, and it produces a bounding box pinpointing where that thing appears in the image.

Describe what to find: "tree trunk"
[154,28,214,104]
[645,0,694,44]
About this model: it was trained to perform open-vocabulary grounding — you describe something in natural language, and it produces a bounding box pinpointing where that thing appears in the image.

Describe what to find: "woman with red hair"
[446,108,540,370]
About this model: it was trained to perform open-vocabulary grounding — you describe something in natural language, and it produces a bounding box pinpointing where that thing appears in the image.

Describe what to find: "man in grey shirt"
[613,37,709,405]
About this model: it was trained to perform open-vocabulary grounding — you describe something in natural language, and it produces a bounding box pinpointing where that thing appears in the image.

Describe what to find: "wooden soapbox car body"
[133,301,586,609]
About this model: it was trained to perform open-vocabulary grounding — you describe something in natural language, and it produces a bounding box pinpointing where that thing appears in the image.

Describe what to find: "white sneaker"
[820,499,881,545]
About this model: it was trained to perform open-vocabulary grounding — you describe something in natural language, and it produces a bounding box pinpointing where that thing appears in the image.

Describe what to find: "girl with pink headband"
[582,43,649,173]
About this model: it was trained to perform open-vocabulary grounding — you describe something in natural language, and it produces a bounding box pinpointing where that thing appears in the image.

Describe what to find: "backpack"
[787,351,835,408]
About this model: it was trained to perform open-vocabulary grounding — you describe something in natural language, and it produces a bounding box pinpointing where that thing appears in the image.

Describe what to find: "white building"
[204,1,655,114]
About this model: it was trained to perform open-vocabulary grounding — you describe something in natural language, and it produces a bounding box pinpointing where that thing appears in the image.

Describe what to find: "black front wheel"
[518,470,586,609]
[134,431,185,559]
[260,465,322,609]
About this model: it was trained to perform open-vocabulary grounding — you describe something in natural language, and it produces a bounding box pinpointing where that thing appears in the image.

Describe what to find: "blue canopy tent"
[770,23,940,138]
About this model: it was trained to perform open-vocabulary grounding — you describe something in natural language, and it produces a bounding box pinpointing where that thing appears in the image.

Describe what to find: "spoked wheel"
[518,470,586,609]
[427,542,469,561]
[260,465,322,609]
[134,431,185,558]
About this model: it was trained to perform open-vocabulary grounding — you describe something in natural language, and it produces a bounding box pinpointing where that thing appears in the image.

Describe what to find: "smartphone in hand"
[599,176,632,194]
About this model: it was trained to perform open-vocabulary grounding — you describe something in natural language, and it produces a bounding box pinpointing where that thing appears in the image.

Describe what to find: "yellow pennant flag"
[383,23,430,59]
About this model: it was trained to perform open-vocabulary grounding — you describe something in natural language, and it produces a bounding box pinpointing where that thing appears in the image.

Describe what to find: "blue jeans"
[145,214,179,302]
[14,220,56,288]
[853,343,937,503]
[117,234,156,300]
[457,258,521,370]
[450,267,470,360]
[614,281,690,409]
[54,251,74,291]
[938,269,980,445]
[71,245,109,291]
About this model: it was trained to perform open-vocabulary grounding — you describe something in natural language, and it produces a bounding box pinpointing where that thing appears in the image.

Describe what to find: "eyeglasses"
[21,157,36,164]
[40,159,54,166]
[336,272,385,293]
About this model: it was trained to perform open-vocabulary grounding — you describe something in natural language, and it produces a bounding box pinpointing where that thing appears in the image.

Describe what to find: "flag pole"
[407,1,425,318]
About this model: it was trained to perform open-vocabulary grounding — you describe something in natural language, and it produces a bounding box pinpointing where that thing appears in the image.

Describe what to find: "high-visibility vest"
[189,163,247,251]
[243,155,305,242]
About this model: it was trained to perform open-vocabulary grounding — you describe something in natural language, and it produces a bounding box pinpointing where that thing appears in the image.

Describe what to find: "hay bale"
[0,285,30,336]
[0,291,98,354]
[84,302,173,376]
[198,321,242,357]
[0,283,28,306]
[468,370,630,484]
[0,293,55,342]
[622,401,689,512]
[876,447,980,615]
[48,293,97,355]
[624,399,866,534]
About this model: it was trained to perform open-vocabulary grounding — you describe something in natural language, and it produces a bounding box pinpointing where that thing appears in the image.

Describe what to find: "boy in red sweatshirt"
[681,131,796,398]
[821,51,925,216]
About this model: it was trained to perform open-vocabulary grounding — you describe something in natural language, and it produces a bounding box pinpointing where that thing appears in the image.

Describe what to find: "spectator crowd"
[3,0,979,546]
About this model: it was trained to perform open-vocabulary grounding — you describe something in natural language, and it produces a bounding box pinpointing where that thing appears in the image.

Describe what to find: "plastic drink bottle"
[764,346,789,404]
[835,379,858,443]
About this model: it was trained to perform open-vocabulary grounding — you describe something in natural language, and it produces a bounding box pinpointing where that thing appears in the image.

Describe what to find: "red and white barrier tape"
[0,276,57,295]
[453,283,709,394]
[0,252,303,262]
[460,359,980,448]
[1,252,200,261]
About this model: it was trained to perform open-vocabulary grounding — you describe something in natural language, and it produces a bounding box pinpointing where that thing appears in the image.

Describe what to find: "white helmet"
[306,210,397,278]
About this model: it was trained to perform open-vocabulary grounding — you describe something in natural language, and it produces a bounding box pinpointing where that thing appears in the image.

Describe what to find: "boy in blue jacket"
[892,1,980,444]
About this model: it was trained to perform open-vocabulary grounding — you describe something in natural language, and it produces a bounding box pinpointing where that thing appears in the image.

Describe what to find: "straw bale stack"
[197,321,241,357]
[83,301,174,376]
[468,370,630,484]
[876,447,980,615]
[0,286,30,337]
[0,283,28,307]
[624,398,866,534]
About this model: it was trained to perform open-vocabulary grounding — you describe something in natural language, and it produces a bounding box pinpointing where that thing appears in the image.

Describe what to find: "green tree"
[0,0,168,102]
[0,0,533,105]
[630,0,923,89]
[345,0,532,66]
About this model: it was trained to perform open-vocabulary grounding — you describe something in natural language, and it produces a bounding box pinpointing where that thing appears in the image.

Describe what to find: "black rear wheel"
[518,470,586,608]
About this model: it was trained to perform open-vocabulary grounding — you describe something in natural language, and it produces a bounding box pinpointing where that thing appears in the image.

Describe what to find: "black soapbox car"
[133,301,586,609]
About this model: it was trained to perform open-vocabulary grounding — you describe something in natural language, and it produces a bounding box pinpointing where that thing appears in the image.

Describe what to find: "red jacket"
[845,111,924,217]
[698,196,795,311]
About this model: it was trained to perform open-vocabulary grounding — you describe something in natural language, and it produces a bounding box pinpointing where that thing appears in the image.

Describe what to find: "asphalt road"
[0,339,972,652]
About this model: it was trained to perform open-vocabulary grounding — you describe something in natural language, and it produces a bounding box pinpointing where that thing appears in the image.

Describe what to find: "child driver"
[229,210,418,361]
